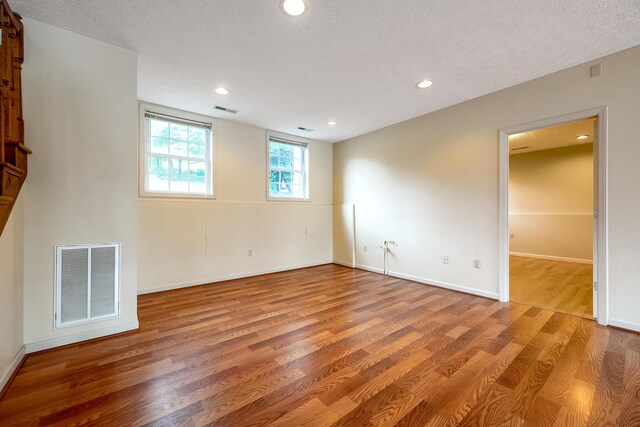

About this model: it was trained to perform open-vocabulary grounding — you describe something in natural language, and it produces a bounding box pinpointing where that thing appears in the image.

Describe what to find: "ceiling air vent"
[297,127,314,132]
[214,105,238,114]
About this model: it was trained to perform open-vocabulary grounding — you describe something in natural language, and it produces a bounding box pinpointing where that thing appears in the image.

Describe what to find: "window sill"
[139,192,216,201]
[267,196,311,203]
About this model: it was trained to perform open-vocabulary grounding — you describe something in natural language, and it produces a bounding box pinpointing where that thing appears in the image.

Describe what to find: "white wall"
[21,18,139,349]
[509,144,593,262]
[137,119,333,293]
[334,46,640,329]
[0,197,24,388]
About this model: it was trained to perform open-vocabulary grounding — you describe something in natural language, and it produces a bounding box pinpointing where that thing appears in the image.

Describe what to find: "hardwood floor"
[510,255,594,319]
[1,264,638,426]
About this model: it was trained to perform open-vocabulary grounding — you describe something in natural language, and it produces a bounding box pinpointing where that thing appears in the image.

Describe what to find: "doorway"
[498,108,608,325]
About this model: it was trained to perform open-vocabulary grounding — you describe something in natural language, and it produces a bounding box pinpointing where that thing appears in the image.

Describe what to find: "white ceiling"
[509,118,595,155]
[12,0,640,143]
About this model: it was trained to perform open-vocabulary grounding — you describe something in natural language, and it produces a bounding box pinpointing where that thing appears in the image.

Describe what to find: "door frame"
[498,107,608,325]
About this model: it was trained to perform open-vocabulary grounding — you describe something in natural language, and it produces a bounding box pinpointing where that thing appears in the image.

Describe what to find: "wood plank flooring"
[510,256,594,319]
[1,264,638,426]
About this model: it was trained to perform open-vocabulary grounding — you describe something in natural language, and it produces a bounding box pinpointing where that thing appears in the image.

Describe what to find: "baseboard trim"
[509,252,592,265]
[355,263,385,275]
[333,260,355,268]
[608,319,640,333]
[388,270,500,300]
[335,261,499,300]
[0,345,26,400]
[138,261,334,295]
[25,321,139,354]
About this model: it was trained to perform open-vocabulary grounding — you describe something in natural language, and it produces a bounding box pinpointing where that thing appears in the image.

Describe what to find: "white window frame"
[139,102,216,199]
[266,131,310,202]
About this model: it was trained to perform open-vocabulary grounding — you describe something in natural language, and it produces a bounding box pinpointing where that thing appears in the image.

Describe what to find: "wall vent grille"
[55,243,120,328]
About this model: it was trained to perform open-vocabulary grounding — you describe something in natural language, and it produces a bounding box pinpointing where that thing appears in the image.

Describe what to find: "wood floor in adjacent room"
[1,265,639,426]
[510,255,594,319]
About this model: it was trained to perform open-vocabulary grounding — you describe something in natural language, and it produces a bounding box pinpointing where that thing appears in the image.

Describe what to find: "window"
[140,104,214,198]
[267,135,309,200]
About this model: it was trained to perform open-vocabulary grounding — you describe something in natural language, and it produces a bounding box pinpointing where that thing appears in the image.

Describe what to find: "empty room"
[0,0,639,426]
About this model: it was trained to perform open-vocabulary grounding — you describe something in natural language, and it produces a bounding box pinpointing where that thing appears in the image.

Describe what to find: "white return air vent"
[55,243,120,328]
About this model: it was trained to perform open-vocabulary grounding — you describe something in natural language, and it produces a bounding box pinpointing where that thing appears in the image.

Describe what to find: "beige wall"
[0,197,24,388]
[333,46,640,329]
[137,120,333,293]
[22,19,139,349]
[509,144,593,261]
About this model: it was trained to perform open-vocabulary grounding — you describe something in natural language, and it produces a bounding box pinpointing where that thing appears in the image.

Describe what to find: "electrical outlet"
[473,259,481,269]
[248,249,253,257]
[510,234,515,239]
[364,245,368,252]
[441,255,449,264]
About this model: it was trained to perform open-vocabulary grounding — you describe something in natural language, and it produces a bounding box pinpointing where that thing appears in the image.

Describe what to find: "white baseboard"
[333,260,355,268]
[608,318,640,333]
[138,261,334,295]
[25,320,139,354]
[355,263,385,275]
[509,252,593,264]
[1,345,25,393]
[388,270,500,300]
[335,261,499,300]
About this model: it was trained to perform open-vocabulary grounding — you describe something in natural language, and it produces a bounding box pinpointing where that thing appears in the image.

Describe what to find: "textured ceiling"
[12,0,640,143]
[509,118,595,155]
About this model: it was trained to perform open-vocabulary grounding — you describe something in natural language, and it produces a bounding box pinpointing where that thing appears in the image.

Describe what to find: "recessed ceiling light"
[576,135,588,140]
[215,87,229,95]
[416,80,433,89]
[327,121,338,126]
[280,0,305,16]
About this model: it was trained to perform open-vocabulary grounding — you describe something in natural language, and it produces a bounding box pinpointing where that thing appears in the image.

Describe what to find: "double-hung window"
[140,104,214,198]
[267,135,309,200]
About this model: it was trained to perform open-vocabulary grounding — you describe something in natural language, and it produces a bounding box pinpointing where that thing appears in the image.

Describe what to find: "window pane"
[169,159,189,192]
[170,180,189,192]
[280,171,292,195]
[293,146,303,159]
[270,156,279,168]
[149,119,169,137]
[269,142,279,156]
[189,127,206,142]
[189,161,206,193]
[148,155,169,191]
[175,158,189,174]
[188,128,206,159]
[170,139,188,157]
[170,123,189,141]
[150,137,169,155]
[279,156,293,168]
[269,170,280,185]
[294,157,302,170]
[269,183,278,193]
[279,145,293,157]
